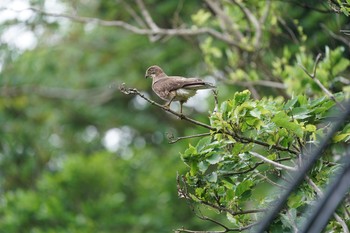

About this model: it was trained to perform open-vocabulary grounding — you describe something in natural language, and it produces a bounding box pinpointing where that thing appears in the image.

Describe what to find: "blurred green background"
[0,0,349,232]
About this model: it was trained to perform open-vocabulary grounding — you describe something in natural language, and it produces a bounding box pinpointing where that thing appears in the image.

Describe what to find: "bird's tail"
[183,81,216,90]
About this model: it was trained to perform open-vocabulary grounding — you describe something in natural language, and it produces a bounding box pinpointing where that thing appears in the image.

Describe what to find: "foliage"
[181,90,348,230]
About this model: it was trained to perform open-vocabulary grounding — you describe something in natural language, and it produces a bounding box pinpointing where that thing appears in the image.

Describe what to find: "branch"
[219,157,292,177]
[175,222,258,233]
[167,132,211,144]
[232,0,262,48]
[177,175,265,217]
[135,0,161,41]
[120,84,299,155]
[256,173,288,190]
[205,0,243,41]
[298,53,346,111]
[17,7,243,48]
[305,176,350,233]
[249,152,297,171]
[119,84,214,130]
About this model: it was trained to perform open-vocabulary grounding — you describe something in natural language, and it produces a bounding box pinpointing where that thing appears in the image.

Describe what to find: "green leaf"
[207,172,217,183]
[305,124,316,132]
[284,97,298,110]
[287,193,305,208]
[233,90,251,105]
[191,9,211,26]
[272,112,303,138]
[198,161,209,173]
[232,143,244,155]
[196,137,212,152]
[235,180,253,196]
[291,107,311,119]
[333,133,350,143]
[206,153,222,165]
[250,108,261,119]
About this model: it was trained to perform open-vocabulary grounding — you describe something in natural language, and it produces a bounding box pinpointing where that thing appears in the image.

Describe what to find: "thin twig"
[257,173,288,190]
[167,132,211,144]
[120,0,147,28]
[298,53,346,111]
[175,222,258,233]
[119,84,215,130]
[250,152,297,171]
[219,157,292,176]
[305,176,350,233]
[232,0,262,48]
[205,0,243,41]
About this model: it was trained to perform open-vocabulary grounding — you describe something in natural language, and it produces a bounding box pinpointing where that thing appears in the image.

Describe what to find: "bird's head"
[145,65,164,79]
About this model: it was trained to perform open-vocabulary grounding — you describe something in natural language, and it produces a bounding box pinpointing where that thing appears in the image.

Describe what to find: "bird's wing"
[153,76,215,92]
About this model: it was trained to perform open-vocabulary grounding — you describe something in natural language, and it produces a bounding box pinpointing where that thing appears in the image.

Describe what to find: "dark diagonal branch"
[119,84,214,130]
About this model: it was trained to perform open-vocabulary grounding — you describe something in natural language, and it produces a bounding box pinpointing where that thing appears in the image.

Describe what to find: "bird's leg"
[180,102,183,114]
[164,94,176,109]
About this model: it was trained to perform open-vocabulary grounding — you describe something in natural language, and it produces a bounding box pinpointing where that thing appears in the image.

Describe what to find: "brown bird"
[145,65,215,114]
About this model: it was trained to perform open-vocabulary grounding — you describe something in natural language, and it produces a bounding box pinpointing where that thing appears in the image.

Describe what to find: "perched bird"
[145,65,215,114]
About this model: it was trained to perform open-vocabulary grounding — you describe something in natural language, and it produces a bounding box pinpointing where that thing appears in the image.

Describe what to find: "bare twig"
[135,0,159,31]
[286,210,299,233]
[249,152,297,171]
[321,24,350,49]
[120,0,147,28]
[135,0,161,41]
[305,176,350,233]
[167,132,211,144]
[205,0,243,41]
[232,0,262,48]
[298,53,346,111]
[257,173,288,189]
[119,83,215,130]
[10,7,243,48]
[219,157,292,176]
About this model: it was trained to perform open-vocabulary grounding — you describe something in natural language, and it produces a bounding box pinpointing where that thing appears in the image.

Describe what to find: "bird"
[145,65,215,114]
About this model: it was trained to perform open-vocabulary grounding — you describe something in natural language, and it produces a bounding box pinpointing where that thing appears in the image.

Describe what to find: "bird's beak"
[145,73,149,78]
